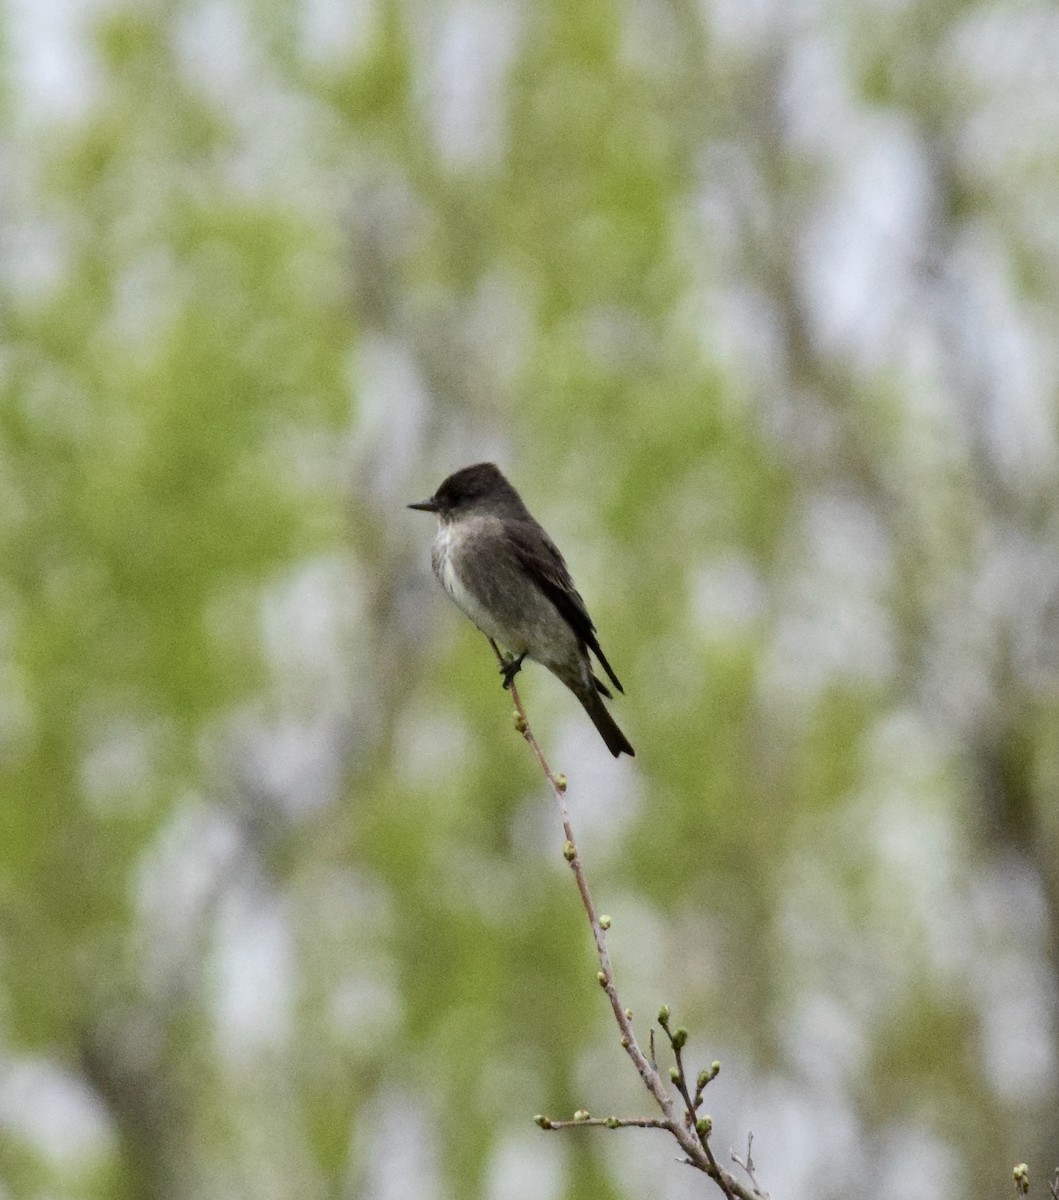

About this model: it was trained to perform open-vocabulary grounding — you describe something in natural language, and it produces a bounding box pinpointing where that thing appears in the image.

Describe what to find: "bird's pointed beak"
[408,496,439,513]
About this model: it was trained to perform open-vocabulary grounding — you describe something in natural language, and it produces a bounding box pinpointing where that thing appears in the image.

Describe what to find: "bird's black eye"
[442,480,475,506]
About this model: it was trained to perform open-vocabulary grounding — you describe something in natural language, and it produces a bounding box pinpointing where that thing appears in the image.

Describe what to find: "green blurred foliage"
[1,0,1057,1197]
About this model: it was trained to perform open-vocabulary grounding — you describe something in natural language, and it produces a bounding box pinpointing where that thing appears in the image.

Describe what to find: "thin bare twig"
[537,1115,674,1131]
[732,1134,765,1195]
[488,638,763,1200]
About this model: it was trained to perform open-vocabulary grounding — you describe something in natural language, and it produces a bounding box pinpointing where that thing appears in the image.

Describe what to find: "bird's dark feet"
[499,653,527,690]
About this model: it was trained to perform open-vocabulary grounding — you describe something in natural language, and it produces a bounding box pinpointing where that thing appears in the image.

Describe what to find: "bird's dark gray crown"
[431,463,526,518]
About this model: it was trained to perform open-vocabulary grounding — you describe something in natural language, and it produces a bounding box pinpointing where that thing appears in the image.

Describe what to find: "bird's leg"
[499,652,527,690]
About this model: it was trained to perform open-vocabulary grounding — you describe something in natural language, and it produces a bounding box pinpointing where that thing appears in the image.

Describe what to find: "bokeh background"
[2,0,1058,1197]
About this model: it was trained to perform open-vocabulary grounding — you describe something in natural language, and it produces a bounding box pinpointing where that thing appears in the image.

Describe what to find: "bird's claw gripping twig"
[500,652,527,690]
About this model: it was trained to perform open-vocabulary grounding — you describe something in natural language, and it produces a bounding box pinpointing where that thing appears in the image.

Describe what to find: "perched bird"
[409,463,634,757]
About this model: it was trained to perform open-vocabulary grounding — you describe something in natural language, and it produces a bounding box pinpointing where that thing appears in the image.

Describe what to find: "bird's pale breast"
[431,519,518,648]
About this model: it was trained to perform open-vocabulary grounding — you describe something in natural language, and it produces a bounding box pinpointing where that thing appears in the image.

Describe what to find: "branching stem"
[488,639,764,1200]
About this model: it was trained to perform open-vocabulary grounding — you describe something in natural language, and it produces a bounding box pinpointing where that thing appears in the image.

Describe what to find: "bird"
[409,463,634,757]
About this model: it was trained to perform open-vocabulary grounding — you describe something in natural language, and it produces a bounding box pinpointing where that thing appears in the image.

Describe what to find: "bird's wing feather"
[505,520,624,694]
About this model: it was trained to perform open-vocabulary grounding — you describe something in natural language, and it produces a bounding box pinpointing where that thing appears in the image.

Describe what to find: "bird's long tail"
[579,688,635,758]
